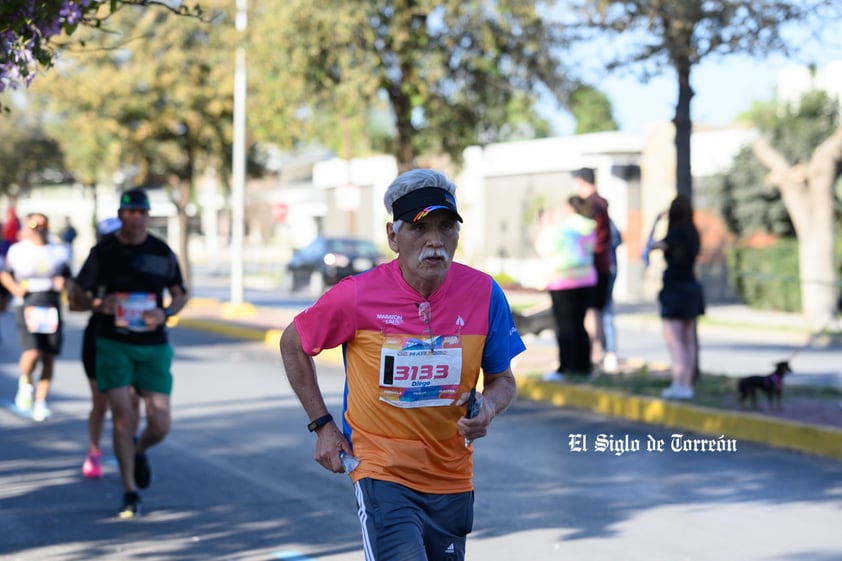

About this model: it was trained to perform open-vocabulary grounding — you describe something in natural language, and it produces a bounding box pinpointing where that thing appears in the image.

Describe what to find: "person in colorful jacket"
[535,195,597,379]
[280,168,525,561]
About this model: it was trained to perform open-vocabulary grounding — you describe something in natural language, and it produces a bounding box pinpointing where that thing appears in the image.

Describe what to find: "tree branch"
[752,136,791,186]
[809,125,842,178]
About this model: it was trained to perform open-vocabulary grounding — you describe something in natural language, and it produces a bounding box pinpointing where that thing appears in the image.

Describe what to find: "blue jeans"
[602,267,618,353]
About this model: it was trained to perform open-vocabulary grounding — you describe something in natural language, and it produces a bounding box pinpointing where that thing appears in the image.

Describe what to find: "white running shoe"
[661,383,694,400]
[678,386,695,400]
[661,383,681,399]
[602,352,619,374]
[15,381,34,412]
[542,371,565,382]
[32,400,51,422]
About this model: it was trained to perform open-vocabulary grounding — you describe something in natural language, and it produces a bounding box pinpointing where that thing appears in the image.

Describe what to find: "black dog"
[738,361,791,411]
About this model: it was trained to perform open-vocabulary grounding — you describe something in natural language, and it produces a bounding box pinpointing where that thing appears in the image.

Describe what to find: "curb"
[518,377,842,462]
[178,317,282,347]
[177,317,344,364]
[175,313,842,463]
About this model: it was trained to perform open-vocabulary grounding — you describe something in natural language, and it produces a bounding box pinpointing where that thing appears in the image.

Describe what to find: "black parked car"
[286,236,383,294]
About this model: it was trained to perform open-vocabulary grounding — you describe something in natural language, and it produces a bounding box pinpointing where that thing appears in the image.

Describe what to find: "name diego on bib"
[378,333,462,408]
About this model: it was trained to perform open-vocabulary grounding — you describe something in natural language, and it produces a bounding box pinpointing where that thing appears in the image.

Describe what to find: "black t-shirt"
[662,226,700,286]
[74,234,186,345]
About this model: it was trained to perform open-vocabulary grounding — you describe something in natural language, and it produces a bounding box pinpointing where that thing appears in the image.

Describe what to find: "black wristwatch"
[164,307,174,318]
[307,413,333,432]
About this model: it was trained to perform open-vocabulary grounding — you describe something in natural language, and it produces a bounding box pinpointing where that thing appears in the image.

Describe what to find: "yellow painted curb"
[264,329,283,350]
[220,301,257,319]
[186,297,221,309]
[517,376,842,462]
[178,318,267,342]
[178,319,344,365]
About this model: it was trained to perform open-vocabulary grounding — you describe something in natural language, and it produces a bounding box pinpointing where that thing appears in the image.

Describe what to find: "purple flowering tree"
[1,0,92,93]
[1,0,199,97]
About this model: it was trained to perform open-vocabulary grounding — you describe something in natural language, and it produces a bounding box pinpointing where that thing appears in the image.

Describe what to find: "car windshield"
[324,238,379,257]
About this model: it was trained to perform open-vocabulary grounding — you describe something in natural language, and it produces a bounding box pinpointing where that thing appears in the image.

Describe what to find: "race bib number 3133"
[379,334,462,408]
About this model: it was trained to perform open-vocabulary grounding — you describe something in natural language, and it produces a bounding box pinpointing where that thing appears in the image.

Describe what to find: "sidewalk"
[176,288,842,462]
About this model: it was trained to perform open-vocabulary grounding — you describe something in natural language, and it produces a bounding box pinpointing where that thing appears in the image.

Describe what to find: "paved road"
[1,312,841,560]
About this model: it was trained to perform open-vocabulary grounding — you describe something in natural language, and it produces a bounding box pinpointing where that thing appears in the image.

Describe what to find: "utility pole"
[230,0,247,305]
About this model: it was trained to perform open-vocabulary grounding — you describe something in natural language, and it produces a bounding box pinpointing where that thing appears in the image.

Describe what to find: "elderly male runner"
[281,168,525,561]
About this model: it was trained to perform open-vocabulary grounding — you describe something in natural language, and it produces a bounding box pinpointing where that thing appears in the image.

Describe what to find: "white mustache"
[418,248,449,263]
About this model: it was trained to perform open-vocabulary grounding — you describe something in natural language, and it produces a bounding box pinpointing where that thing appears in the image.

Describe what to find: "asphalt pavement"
[1,284,841,560]
[2,320,841,561]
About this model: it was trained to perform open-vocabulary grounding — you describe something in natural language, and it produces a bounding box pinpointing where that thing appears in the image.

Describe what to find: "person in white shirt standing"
[0,212,73,421]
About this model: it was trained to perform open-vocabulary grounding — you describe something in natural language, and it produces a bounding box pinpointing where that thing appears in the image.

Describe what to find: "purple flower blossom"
[1,0,105,92]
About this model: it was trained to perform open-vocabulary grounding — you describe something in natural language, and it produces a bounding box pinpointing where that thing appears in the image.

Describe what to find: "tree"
[567,0,842,202]
[1,0,201,101]
[247,0,575,171]
[713,92,842,239]
[751,89,842,328]
[0,112,68,201]
[568,84,618,134]
[30,0,237,289]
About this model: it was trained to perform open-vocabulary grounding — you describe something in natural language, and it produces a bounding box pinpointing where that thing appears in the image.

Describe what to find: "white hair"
[383,169,457,215]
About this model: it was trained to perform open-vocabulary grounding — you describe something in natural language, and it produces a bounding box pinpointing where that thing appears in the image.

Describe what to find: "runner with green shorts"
[70,188,188,519]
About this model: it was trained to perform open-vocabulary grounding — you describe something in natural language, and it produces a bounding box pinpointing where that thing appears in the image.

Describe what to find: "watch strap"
[307,413,333,432]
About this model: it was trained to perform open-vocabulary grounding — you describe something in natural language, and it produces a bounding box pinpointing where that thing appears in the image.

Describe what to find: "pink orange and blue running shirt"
[293,259,526,494]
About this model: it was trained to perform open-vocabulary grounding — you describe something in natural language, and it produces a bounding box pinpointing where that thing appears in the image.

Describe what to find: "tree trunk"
[168,171,193,294]
[798,224,836,328]
[387,82,416,172]
[673,59,694,202]
[176,180,193,293]
[393,118,416,173]
[672,56,698,381]
[177,192,191,293]
[753,127,842,329]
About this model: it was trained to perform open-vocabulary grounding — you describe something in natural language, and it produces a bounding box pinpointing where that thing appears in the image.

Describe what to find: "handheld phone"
[464,388,481,447]
[466,388,479,418]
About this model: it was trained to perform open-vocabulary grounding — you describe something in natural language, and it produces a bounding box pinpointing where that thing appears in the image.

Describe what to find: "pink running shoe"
[82,450,103,479]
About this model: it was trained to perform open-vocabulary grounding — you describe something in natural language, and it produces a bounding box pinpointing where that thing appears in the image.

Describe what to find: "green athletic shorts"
[95,338,174,395]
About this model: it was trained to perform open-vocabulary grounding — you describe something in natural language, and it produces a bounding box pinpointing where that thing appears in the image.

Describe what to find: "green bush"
[727,239,801,312]
[727,236,842,312]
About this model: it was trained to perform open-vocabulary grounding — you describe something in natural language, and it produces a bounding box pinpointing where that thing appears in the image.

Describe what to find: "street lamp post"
[230,0,247,305]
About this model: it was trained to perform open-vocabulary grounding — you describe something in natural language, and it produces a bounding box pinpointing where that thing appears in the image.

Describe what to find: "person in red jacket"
[1,206,21,256]
[574,167,612,372]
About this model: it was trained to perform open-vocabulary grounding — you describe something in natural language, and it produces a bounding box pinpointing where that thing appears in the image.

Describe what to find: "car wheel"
[308,270,325,296]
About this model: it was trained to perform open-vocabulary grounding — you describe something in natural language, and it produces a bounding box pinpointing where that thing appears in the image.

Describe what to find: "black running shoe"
[118,491,141,519]
[134,452,152,489]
